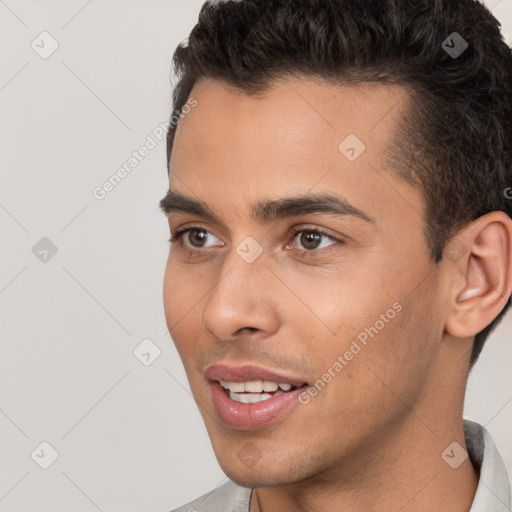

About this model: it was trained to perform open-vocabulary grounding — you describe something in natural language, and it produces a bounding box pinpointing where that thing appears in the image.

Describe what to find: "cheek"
[296,305,418,452]
[163,257,204,359]
[163,258,182,330]
[276,262,393,345]
[327,281,442,424]
[294,261,436,398]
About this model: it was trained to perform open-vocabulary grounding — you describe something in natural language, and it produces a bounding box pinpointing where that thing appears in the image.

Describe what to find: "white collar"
[465,419,511,511]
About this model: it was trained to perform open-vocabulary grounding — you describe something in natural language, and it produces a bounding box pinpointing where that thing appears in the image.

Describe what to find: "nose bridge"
[201,241,276,339]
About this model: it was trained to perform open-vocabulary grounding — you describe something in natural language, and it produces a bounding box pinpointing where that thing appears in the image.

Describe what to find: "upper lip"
[204,364,308,387]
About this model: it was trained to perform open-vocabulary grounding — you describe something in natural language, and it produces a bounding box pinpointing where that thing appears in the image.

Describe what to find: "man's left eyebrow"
[159,189,374,224]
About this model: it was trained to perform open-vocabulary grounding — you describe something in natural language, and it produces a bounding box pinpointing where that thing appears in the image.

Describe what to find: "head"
[160,0,512,488]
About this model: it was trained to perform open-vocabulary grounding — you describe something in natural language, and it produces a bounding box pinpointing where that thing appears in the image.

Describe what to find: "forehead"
[169,77,424,228]
[174,76,410,149]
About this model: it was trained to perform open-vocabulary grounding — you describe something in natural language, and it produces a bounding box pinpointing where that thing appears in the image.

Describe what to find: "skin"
[161,76,512,511]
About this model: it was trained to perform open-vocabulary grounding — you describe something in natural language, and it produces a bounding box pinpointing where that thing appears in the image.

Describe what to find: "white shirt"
[171,420,511,511]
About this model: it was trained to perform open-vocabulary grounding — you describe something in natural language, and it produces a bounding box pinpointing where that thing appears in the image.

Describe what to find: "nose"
[200,249,280,342]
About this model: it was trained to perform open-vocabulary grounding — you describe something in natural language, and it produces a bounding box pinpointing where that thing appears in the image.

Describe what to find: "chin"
[215,451,309,489]
[221,467,288,489]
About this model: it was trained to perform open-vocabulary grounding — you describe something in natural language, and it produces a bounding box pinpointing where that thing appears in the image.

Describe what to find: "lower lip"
[209,381,306,430]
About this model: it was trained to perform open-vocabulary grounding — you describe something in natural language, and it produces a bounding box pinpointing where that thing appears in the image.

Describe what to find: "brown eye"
[291,229,337,252]
[299,232,323,250]
[187,229,209,247]
[169,227,223,250]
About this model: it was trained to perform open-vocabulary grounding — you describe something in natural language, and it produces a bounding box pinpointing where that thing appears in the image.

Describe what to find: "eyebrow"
[159,188,374,225]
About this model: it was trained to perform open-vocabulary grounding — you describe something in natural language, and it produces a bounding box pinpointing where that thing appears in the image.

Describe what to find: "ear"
[445,211,512,339]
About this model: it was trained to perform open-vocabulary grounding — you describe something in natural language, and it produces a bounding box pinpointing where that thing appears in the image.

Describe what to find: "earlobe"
[445,211,512,339]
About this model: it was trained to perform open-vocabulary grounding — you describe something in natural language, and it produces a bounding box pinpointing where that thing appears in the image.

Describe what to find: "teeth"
[219,380,298,393]
[262,381,279,392]
[222,380,244,392]
[229,391,274,403]
[244,380,263,392]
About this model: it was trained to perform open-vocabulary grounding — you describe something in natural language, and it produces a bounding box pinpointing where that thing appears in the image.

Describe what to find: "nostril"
[236,327,258,335]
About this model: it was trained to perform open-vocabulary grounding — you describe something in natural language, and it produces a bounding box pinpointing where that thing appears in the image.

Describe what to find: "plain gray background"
[1,1,511,510]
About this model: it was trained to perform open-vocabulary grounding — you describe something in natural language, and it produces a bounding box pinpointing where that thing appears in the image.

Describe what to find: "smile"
[205,364,309,429]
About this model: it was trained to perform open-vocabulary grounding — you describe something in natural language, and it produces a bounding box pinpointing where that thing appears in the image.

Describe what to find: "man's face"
[162,77,447,486]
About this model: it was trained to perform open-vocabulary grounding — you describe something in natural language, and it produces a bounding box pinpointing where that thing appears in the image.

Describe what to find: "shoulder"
[169,479,252,512]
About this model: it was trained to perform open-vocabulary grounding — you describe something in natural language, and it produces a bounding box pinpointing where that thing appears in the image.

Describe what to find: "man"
[160,0,512,510]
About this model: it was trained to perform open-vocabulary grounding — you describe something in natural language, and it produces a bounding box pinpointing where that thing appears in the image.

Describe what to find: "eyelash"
[168,225,342,259]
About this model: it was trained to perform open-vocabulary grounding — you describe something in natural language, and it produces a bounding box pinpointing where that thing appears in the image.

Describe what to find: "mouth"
[204,364,309,429]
